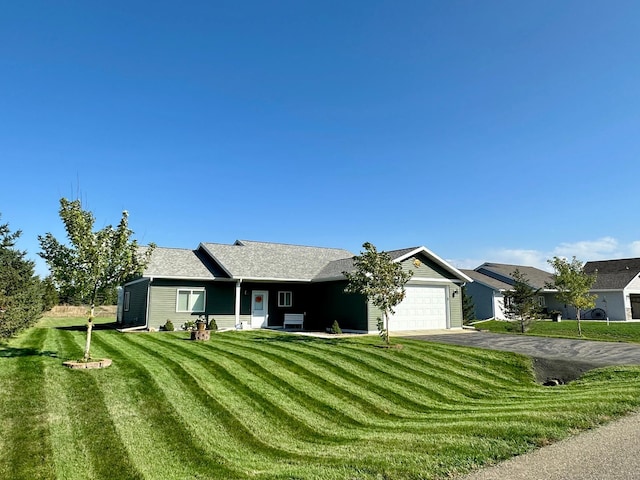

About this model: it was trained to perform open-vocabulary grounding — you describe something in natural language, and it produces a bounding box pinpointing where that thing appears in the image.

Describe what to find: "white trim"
[235,280,241,325]
[123,291,131,312]
[408,277,458,284]
[176,288,206,313]
[278,291,293,307]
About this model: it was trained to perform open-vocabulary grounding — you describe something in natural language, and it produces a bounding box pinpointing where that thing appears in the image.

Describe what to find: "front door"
[251,291,269,328]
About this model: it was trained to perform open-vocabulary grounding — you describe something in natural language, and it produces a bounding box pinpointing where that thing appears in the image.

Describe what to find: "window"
[177,289,206,313]
[537,296,546,307]
[278,291,292,307]
[124,291,130,312]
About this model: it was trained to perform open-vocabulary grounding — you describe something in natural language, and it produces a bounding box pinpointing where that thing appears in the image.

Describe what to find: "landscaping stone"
[63,358,112,369]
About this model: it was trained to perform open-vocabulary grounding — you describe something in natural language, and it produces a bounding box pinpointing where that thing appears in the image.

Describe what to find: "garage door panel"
[390,285,448,331]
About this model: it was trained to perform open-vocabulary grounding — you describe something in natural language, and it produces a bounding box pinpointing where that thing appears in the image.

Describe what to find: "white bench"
[283,313,304,329]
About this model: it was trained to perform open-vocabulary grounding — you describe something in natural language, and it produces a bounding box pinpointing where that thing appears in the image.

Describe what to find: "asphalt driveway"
[406,331,640,383]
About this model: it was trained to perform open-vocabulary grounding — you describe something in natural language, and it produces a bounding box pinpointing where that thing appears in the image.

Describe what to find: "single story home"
[584,257,640,321]
[119,239,472,333]
[462,263,564,320]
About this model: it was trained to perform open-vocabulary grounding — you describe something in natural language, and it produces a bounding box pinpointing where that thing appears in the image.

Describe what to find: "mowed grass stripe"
[148,334,375,429]
[210,333,420,422]
[53,329,145,480]
[44,328,98,480]
[89,332,244,479]
[111,333,418,476]
[307,339,519,401]
[216,333,454,415]
[208,334,537,428]
[114,332,333,460]
[138,333,354,443]
[2,328,56,480]
[237,333,466,411]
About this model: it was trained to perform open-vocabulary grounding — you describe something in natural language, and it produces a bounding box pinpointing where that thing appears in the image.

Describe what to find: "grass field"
[2,317,640,479]
[476,319,640,343]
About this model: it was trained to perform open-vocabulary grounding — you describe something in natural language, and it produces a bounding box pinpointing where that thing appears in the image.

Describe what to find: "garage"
[389,284,448,331]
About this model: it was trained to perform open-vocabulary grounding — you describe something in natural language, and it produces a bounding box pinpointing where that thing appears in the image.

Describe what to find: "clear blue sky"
[2,1,640,276]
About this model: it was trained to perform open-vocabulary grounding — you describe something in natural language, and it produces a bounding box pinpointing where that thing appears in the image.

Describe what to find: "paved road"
[407,331,640,479]
[409,331,640,383]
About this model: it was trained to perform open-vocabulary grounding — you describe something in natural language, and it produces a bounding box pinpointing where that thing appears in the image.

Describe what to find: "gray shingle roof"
[200,240,354,281]
[585,258,640,290]
[143,247,218,279]
[460,269,513,290]
[475,262,555,290]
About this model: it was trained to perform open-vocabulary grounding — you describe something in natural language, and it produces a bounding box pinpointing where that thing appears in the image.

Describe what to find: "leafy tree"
[0,216,44,339]
[503,269,542,333]
[547,256,597,336]
[461,285,475,325]
[40,276,60,311]
[343,242,413,345]
[39,198,154,361]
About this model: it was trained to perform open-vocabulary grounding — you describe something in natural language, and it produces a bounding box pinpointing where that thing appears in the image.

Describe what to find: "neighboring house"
[119,239,472,333]
[584,258,640,321]
[461,263,563,320]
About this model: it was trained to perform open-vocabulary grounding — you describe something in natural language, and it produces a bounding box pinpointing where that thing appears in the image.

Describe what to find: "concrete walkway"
[460,410,640,480]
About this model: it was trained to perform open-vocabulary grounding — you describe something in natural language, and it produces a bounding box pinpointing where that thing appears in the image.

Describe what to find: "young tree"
[503,269,542,333]
[461,285,475,325]
[343,242,413,345]
[0,216,44,339]
[547,256,597,336]
[39,198,154,361]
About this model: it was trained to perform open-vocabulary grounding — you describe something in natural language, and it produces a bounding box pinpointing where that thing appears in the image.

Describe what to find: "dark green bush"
[163,320,175,331]
[208,317,218,331]
[331,320,342,334]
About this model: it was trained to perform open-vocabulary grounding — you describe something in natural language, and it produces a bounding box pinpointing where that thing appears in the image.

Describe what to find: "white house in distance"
[584,258,640,321]
[461,263,563,320]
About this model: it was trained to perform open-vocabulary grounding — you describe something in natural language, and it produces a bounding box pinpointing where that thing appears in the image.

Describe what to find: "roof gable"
[142,247,220,279]
[585,258,640,290]
[476,262,555,290]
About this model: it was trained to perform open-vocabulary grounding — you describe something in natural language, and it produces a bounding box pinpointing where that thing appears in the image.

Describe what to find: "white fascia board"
[393,246,473,283]
[241,277,312,283]
[312,275,347,283]
[146,275,219,281]
[408,277,458,284]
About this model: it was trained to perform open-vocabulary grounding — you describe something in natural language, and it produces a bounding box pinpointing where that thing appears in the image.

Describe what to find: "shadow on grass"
[54,322,120,332]
[251,333,345,346]
[0,346,58,359]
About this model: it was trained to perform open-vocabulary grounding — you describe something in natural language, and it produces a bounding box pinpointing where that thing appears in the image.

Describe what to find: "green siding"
[449,285,463,328]
[147,279,236,331]
[310,281,368,331]
[367,302,382,333]
[400,253,456,279]
[122,280,149,327]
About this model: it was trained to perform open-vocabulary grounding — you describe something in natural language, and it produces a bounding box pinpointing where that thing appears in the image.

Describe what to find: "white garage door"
[390,285,448,331]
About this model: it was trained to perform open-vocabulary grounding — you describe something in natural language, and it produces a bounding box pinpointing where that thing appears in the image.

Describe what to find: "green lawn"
[2,318,640,479]
[476,319,640,343]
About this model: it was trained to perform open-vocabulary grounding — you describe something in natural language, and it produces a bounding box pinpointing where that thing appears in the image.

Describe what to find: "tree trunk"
[83,303,95,362]
[576,308,582,336]
[384,310,390,345]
